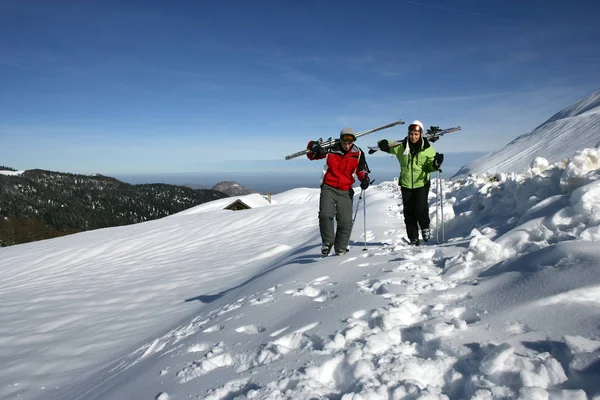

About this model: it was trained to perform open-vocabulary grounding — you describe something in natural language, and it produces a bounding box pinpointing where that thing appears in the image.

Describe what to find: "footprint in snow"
[237,322,322,371]
[351,309,368,319]
[224,313,244,322]
[249,295,275,306]
[248,286,279,306]
[285,286,321,297]
[358,230,377,242]
[314,291,339,303]
[357,278,393,295]
[217,302,243,316]
[202,324,224,333]
[235,325,266,335]
[176,343,233,383]
[310,276,330,285]
[269,326,289,337]
[310,275,338,286]
[285,285,337,303]
[187,343,210,353]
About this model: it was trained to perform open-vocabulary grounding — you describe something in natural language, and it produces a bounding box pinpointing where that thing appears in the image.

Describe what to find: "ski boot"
[321,243,332,256]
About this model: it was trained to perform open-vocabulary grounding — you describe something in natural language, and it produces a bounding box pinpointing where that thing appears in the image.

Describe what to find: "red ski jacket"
[307,142,370,191]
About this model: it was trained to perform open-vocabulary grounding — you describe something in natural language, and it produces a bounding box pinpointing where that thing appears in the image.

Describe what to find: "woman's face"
[408,128,421,144]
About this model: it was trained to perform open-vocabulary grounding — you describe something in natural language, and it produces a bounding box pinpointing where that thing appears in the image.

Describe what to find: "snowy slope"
[453,88,600,178]
[1,148,600,400]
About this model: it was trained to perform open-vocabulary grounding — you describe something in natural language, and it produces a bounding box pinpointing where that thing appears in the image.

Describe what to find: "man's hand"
[308,140,325,157]
[360,179,370,190]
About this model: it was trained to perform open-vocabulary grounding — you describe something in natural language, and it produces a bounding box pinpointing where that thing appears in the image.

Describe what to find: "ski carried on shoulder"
[425,125,461,142]
[285,119,405,160]
[367,126,461,154]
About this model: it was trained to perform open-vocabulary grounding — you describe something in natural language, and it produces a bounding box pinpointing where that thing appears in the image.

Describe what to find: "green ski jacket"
[381,138,437,189]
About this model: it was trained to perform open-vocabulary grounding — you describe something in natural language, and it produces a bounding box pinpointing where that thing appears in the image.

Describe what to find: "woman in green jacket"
[377,120,444,246]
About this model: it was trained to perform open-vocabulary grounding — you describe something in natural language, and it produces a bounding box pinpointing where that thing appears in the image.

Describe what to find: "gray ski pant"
[319,184,354,252]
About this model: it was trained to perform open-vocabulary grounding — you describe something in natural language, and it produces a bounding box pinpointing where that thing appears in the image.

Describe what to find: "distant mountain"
[211,181,255,196]
[0,169,229,246]
[453,88,600,178]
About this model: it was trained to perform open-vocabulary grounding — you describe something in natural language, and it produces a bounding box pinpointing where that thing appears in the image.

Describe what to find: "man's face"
[341,134,355,150]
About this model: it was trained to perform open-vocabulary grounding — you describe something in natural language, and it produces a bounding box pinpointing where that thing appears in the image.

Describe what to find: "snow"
[0,170,24,176]
[1,147,600,400]
[176,192,273,214]
[454,88,600,178]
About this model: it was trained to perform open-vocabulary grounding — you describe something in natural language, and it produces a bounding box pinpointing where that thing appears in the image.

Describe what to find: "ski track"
[54,181,594,400]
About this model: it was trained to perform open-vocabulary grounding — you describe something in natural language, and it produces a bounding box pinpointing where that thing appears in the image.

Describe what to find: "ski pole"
[349,189,364,250]
[440,169,446,243]
[352,190,362,224]
[363,189,367,251]
[435,171,440,244]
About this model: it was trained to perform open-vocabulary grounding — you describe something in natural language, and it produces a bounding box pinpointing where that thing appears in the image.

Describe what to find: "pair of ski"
[283,121,461,160]
[284,120,406,160]
[367,126,461,154]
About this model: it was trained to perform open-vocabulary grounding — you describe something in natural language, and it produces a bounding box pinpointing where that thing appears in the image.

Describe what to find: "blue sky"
[1,0,599,179]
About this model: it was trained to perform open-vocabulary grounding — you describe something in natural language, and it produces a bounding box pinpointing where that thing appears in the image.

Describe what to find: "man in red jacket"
[307,127,371,256]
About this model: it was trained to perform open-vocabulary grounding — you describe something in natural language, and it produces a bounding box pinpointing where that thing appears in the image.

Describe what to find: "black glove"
[433,153,444,170]
[360,178,370,190]
[308,140,325,157]
[377,139,390,153]
[428,136,439,143]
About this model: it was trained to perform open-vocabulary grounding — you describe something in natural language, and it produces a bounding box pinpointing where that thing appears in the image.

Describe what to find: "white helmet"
[408,120,424,133]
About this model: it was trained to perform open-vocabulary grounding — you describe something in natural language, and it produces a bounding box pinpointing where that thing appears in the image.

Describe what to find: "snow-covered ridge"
[454,88,600,178]
[544,88,600,123]
[0,170,24,176]
[211,181,255,196]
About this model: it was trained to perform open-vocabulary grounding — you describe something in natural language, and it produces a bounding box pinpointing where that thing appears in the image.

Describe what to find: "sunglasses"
[341,135,355,143]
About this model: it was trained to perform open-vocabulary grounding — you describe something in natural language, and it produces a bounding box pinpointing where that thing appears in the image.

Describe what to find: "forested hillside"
[0,169,229,246]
